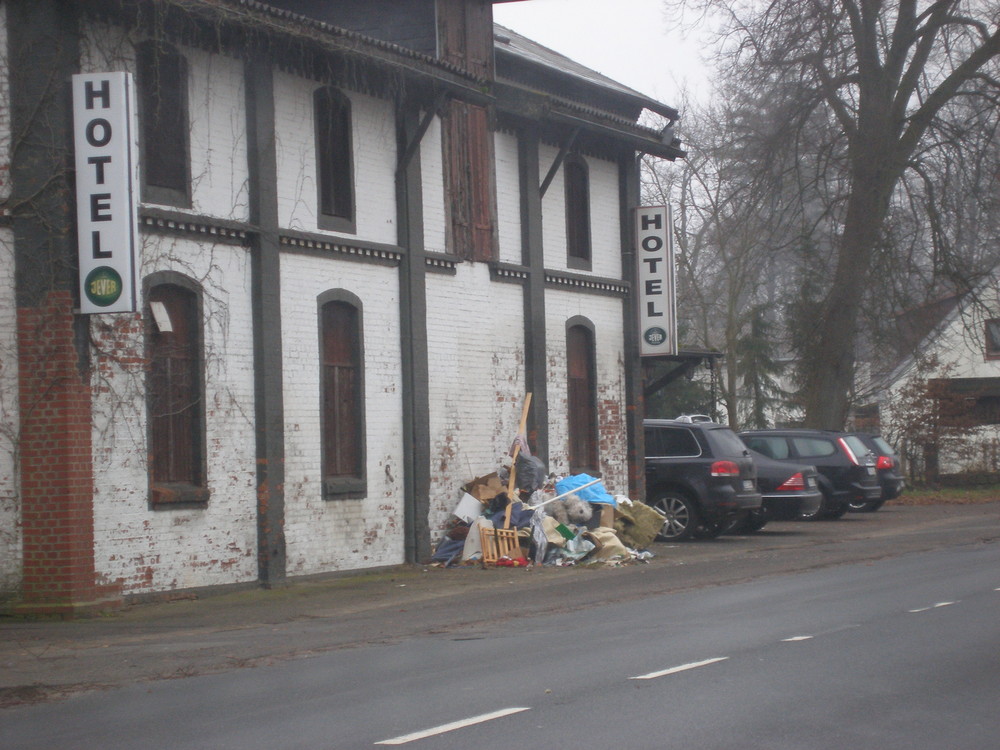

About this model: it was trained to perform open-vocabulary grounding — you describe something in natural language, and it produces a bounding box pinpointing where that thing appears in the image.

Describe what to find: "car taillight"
[837,437,861,465]
[776,473,806,491]
[711,460,740,477]
[876,456,894,470]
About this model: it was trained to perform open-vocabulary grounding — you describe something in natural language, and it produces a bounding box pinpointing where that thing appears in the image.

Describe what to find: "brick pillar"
[17,294,119,615]
[9,0,120,615]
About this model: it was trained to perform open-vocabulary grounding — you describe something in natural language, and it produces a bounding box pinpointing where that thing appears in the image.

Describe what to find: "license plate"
[867,467,876,475]
[743,480,754,491]
[807,477,817,488]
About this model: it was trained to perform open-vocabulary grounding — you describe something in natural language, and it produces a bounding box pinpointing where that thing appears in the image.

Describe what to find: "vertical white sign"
[73,72,138,314]
[635,205,677,356]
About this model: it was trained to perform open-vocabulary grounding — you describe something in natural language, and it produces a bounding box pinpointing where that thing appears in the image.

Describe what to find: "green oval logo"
[644,327,668,346]
[85,266,123,307]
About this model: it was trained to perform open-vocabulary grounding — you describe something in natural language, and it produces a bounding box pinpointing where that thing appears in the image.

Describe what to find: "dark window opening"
[136,41,190,207]
[567,323,598,473]
[314,87,355,232]
[147,282,207,506]
[321,298,366,497]
[985,319,1000,360]
[565,155,591,269]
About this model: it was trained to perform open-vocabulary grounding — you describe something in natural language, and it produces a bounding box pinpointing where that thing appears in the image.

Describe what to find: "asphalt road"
[2,506,998,749]
[1,500,997,730]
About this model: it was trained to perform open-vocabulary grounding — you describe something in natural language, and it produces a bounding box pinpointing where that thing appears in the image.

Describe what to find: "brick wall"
[17,292,120,611]
[274,71,397,244]
[544,290,629,496]
[425,264,526,537]
[280,254,405,574]
[0,3,9,204]
[0,227,20,595]
[539,145,622,278]
[90,235,259,594]
[494,129,522,265]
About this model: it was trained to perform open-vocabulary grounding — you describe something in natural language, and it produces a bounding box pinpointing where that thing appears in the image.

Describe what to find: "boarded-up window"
[437,0,493,78]
[148,283,204,495]
[567,324,598,473]
[314,87,355,231]
[321,300,364,492]
[444,100,496,262]
[136,41,189,207]
[565,155,591,268]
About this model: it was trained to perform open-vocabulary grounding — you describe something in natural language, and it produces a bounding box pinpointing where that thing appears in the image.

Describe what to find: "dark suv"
[645,419,762,540]
[739,429,881,519]
[845,432,905,511]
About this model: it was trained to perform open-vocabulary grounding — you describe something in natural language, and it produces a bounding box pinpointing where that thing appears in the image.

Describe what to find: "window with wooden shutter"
[567,323,598,473]
[565,154,591,269]
[444,100,496,262]
[314,87,355,232]
[147,281,207,506]
[136,41,190,207]
[321,297,366,497]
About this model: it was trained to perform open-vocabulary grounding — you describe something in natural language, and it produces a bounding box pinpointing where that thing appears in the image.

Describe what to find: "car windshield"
[707,427,748,457]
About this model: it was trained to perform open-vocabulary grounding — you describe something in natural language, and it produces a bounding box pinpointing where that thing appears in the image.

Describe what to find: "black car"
[645,419,762,540]
[726,449,823,532]
[738,429,882,519]
[845,432,905,511]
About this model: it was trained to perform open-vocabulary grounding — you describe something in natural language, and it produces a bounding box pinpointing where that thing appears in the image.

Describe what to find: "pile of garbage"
[430,445,665,569]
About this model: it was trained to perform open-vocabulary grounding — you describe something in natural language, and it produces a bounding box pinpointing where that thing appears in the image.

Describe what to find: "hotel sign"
[72,72,138,314]
[635,205,677,357]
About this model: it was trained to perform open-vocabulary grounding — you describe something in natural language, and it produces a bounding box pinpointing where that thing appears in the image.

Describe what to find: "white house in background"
[857,279,1000,478]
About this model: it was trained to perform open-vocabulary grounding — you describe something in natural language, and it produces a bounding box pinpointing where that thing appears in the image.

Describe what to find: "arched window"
[320,294,366,497]
[567,321,598,473]
[136,41,190,207]
[147,278,207,506]
[314,86,355,232]
[565,154,591,269]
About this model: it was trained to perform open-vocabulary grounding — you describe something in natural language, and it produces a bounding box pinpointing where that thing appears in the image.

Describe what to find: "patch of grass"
[897,484,1000,506]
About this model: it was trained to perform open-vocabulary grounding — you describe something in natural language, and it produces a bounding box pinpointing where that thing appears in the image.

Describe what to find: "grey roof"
[494,22,678,120]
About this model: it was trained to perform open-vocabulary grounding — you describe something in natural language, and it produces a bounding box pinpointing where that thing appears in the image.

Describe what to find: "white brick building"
[0,0,683,612]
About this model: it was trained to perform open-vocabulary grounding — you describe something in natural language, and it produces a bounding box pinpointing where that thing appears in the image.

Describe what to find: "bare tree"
[683,0,1000,428]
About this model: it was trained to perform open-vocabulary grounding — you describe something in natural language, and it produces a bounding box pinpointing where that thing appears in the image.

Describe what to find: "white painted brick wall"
[420,115,447,254]
[91,235,258,594]
[544,290,629,496]
[540,144,622,279]
[424,263,526,537]
[0,4,9,204]
[494,129,522,265]
[0,226,20,591]
[280,254,405,575]
[274,71,398,245]
[80,23,250,223]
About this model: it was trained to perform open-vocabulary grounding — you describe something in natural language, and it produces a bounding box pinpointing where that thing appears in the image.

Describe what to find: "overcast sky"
[492,0,715,111]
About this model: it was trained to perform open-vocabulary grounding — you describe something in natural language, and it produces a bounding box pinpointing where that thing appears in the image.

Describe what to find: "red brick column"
[17,291,120,616]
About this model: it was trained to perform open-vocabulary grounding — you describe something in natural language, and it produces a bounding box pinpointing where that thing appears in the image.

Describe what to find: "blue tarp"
[555,474,616,507]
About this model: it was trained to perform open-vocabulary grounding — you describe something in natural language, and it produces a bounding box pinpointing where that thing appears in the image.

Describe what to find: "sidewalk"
[2,501,997,707]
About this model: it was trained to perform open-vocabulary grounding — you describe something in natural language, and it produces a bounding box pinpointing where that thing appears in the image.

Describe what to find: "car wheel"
[847,498,869,512]
[850,497,885,513]
[649,492,700,541]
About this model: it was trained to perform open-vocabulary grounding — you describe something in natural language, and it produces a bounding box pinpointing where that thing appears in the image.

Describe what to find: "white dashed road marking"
[908,601,957,613]
[782,635,814,642]
[375,707,531,745]
[630,657,729,681]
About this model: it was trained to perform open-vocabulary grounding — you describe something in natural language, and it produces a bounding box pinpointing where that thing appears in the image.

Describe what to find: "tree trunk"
[801,138,898,428]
